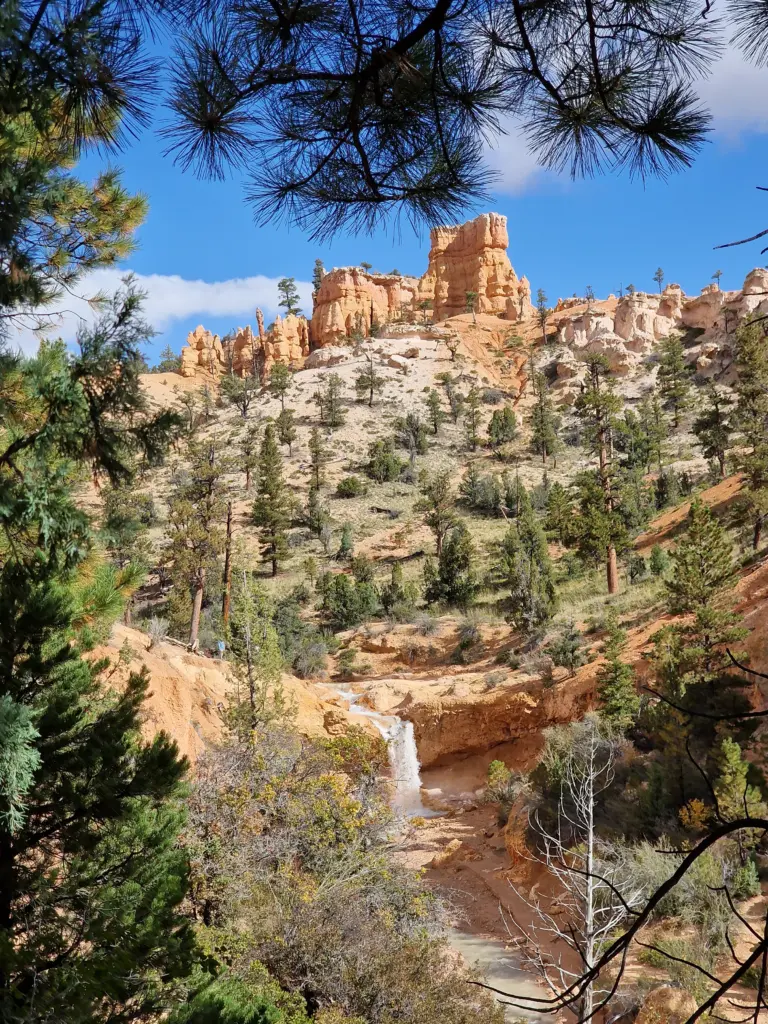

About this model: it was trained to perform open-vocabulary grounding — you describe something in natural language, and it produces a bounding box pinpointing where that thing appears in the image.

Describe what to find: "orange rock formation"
[180,310,309,380]
[309,212,531,346]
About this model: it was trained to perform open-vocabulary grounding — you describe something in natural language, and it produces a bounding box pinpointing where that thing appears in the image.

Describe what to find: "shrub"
[365,438,404,482]
[336,475,368,498]
[483,669,507,689]
[628,553,647,584]
[457,617,481,650]
[482,388,504,405]
[293,637,329,678]
[649,544,669,576]
[549,622,586,676]
[147,615,168,648]
[412,612,438,636]
[318,572,380,629]
[337,648,359,679]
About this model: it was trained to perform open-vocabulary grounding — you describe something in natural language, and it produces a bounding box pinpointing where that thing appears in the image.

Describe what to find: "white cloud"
[9,269,313,355]
[697,46,768,136]
[484,120,548,194]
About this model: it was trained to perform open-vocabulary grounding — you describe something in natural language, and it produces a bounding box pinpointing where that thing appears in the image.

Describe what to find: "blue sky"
[19,43,768,362]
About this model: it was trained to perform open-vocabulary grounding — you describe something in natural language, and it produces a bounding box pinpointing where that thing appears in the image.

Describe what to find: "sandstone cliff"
[309,212,531,347]
[180,310,310,380]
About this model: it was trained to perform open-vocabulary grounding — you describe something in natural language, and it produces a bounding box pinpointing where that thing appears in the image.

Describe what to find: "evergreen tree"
[653,267,665,292]
[572,470,628,581]
[665,498,736,614]
[239,428,260,491]
[312,258,325,297]
[733,319,768,549]
[424,522,478,608]
[100,482,155,622]
[305,487,329,537]
[252,424,293,576]
[657,335,691,428]
[220,373,259,418]
[276,407,297,454]
[714,738,767,824]
[693,382,732,479]
[354,352,385,406]
[614,408,651,472]
[465,290,477,322]
[550,622,586,677]
[639,394,667,473]
[277,277,302,315]
[415,472,457,556]
[464,385,482,451]
[597,613,639,731]
[314,373,346,428]
[338,522,355,560]
[424,389,445,435]
[395,412,429,464]
[546,482,574,545]
[497,506,557,630]
[575,356,624,593]
[536,289,550,344]
[365,438,403,483]
[154,344,182,373]
[529,372,560,466]
[167,439,228,645]
[488,406,518,451]
[308,427,330,490]
[649,543,669,576]
[268,361,293,410]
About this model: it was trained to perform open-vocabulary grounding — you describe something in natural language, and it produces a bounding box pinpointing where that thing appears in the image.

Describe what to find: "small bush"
[336,475,368,498]
[293,637,328,678]
[482,388,504,405]
[457,618,481,650]
[483,669,507,689]
[147,616,168,649]
[336,648,359,679]
[412,612,438,636]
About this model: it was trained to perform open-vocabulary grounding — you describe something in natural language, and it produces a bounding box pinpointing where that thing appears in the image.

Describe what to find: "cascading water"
[332,688,434,817]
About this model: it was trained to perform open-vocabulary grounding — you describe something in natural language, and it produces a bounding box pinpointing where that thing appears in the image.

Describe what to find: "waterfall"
[331,688,432,817]
[384,718,424,815]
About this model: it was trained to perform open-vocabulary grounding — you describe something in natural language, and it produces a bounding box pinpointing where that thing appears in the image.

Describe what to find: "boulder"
[303,345,353,368]
[428,838,463,868]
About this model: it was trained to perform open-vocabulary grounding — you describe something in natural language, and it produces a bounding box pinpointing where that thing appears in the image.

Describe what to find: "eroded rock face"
[180,309,309,380]
[309,212,531,347]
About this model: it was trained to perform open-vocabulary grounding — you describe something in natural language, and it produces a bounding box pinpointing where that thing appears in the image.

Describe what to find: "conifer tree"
[424,521,478,608]
[220,372,259,418]
[529,372,560,466]
[167,439,228,645]
[424,388,445,435]
[550,622,586,676]
[575,355,624,593]
[239,428,260,491]
[488,406,518,452]
[497,506,557,631]
[308,426,330,490]
[277,277,302,315]
[252,424,293,576]
[276,407,297,454]
[546,482,574,545]
[154,344,182,373]
[315,373,346,428]
[639,394,667,473]
[268,361,293,409]
[395,411,429,464]
[657,335,692,428]
[464,385,482,451]
[312,258,325,298]
[536,289,549,344]
[416,472,457,556]
[665,498,736,615]
[693,382,732,479]
[733,319,768,549]
[465,290,477,322]
[714,738,767,824]
[354,351,385,406]
[653,267,665,292]
[597,613,639,731]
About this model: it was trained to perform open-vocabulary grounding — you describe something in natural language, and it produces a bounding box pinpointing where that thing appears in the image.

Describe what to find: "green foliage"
[693,382,732,478]
[312,259,325,296]
[314,374,346,428]
[649,543,669,576]
[221,374,259,419]
[336,475,368,498]
[354,354,385,407]
[308,427,330,490]
[572,470,628,570]
[416,471,457,555]
[269,363,293,409]
[380,563,419,618]
[424,389,445,435]
[365,437,404,483]
[337,522,355,559]
[529,373,560,464]
[277,278,302,315]
[657,335,692,427]
[463,386,483,451]
[424,521,478,609]
[549,621,586,677]
[733,320,768,548]
[714,737,767,825]
[487,406,517,451]
[665,499,735,614]
[394,411,429,463]
[597,613,639,730]
[252,424,293,576]
[170,975,288,1024]
[275,408,297,454]
[494,507,557,631]
[317,572,379,628]
[545,482,574,544]
[154,344,182,374]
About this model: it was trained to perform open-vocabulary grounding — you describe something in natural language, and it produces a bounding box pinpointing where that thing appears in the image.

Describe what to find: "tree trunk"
[189,569,205,647]
[246,466,251,491]
[754,516,763,551]
[123,597,132,625]
[221,502,233,631]
[607,543,619,595]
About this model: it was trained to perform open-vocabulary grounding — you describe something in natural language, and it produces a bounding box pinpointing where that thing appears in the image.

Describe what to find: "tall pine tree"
[253,424,293,576]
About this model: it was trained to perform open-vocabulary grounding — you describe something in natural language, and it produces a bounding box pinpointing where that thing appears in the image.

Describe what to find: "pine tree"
[575,355,624,594]
[649,543,669,576]
[220,372,258,418]
[268,361,293,409]
[665,498,736,614]
[354,352,385,406]
[693,382,732,479]
[415,471,457,556]
[488,406,518,451]
[464,385,482,451]
[252,424,293,576]
[653,267,665,292]
[536,289,549,344]
[239,428,260,491]
[167,439,228,645]
[497,506,557,631]
[308,426,330,490]
[424,521,478,608]
[639,393,668,473]
[546,482,574,545]
[315,373,346,428]
[733,319,768,549]
[529,372,560,466]
[395,412,429,464]
[276,407,297,454]
[657,335,691,428]
[597,613,639,731]
[277,277,302,315]
[465,290,477,322]
[424,388,445,435]
[714,738,767,823]
[550,622,586,676]
[154,344,182,373]
[338,522,354,560]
